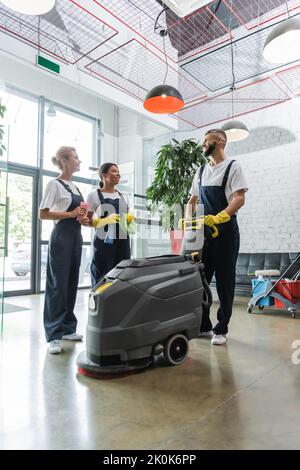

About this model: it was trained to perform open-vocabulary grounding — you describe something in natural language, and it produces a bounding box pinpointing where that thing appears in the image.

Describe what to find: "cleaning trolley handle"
[199,266,213,309]
[179,217,214,310]
[183,251,213,310]
[179,217,219,238]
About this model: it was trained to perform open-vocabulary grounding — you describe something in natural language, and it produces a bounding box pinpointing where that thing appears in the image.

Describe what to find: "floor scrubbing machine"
[77,218,216,378]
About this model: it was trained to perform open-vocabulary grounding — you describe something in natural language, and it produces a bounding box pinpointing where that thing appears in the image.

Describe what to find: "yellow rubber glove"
[92,213,120,229]
[119,213,136,235]
[204,210,231,227]
[126,213,135,224]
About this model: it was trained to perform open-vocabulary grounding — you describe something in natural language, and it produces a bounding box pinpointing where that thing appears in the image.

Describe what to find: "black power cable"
[228,0,236,118]
[152,5,169,84]
[154,6,168,36]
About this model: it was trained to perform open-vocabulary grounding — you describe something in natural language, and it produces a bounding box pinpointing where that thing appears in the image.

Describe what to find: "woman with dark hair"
[39,146,89,354]
[86,163,131,287]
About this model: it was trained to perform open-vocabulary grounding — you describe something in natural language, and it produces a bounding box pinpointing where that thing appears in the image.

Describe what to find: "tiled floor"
[0,291,300,450]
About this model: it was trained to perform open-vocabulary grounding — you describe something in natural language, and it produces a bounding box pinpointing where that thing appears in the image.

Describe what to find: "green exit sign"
[36,55,60,74]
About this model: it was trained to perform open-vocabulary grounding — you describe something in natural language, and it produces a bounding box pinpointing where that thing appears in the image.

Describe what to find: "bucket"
[275,280,300,305]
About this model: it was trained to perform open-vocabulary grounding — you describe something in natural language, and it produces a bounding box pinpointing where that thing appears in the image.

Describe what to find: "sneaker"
[48,339,62,354]
[198,330,214,338]
[61,333,83,341]
[211,334,227,346]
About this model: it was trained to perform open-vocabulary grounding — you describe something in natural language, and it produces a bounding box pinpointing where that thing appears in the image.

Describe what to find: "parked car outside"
[11,242,90,277]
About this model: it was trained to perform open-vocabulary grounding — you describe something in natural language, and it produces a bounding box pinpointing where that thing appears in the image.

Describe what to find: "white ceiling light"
[221,0,249,143]
[162,0,211,18]
[263,17,300,64]
[0,0,56,16]
[221,120,250,142]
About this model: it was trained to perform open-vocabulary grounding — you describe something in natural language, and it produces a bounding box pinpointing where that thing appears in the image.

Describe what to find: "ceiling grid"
[0,0,300,129]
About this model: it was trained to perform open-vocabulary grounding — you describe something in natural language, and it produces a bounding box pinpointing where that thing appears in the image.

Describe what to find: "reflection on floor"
[0,291,300,450]
[3,303,30,314]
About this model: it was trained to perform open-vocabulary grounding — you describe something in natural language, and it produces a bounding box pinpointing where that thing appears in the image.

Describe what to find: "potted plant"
[146,138,207,254]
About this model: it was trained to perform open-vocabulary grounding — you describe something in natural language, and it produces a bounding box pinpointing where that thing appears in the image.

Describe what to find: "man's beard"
[204,143,217,158]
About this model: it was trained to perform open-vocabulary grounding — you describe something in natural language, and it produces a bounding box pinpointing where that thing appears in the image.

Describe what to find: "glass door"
[0,119,8,333]
[4,169,37,296]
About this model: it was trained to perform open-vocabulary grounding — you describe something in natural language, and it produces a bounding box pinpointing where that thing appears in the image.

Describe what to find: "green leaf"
[145,138,207,231]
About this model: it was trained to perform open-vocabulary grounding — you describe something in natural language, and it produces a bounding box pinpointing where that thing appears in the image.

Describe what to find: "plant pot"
[170,229,184,255]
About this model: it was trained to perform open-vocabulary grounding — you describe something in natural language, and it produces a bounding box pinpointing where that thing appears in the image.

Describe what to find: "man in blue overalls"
[187,129,248,345]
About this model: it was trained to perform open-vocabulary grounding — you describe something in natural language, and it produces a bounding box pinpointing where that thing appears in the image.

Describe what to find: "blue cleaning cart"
[247,253,300,319]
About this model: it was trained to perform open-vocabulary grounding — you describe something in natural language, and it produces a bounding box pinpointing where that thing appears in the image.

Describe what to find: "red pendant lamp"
[144,84,184,114]
[143,15,184,114]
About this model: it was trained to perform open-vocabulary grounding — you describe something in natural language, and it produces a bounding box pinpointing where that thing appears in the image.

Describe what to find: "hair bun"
[51,156,58,166]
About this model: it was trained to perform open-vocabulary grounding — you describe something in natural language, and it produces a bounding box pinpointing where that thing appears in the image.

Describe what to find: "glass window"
[40,175,55,242]
[40,242,92,291]
[78,244,92,288]
[43,105,97,179]
[118,161,135,212]
[4,173,34,293]
[1,90,38,166]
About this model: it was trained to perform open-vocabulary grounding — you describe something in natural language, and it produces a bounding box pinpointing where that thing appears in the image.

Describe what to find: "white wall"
[225,99,300,254]
[147,99,300,254]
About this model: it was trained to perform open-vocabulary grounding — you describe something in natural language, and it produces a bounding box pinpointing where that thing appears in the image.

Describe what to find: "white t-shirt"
[87,189,130,217]
[39,179,81,223]
[190,160,248,206]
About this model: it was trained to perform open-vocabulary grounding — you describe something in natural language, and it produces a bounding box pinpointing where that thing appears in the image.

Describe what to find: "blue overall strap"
[116,190,129,212]
[97,189,107,219]
[221,160,236,189]
[97,188,105,204]
[56,179,83,198]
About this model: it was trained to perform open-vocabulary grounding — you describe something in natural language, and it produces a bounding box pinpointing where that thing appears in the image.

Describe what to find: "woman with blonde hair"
[39,146,88,354]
